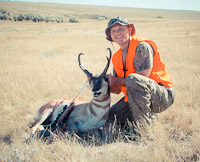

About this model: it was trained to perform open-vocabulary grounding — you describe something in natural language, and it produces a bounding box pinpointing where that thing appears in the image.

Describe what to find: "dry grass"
[0,1,200,162]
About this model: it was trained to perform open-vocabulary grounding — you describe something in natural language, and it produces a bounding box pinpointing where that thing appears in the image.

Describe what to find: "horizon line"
[0,0,200,12]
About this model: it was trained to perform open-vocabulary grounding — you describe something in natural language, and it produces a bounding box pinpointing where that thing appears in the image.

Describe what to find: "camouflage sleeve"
[134,41,154,72]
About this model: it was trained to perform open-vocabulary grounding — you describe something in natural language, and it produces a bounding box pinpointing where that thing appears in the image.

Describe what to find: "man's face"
[110,24,130,47]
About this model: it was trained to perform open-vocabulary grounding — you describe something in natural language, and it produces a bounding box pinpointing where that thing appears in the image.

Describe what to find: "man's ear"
[128,26,132,35]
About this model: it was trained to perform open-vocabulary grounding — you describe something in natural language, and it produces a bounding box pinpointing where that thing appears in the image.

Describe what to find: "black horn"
[78,53,93,78]
[101,48,112,77]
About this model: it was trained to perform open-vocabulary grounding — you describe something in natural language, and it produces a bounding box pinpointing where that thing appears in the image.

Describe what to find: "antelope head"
[78,48,112,98]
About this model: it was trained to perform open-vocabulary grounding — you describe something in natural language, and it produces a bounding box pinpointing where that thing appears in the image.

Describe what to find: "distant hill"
[0,1,200,21]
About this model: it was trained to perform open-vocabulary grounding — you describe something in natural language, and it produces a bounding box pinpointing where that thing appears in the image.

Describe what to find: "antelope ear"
[87,73,96,83]
[87,75,91,82]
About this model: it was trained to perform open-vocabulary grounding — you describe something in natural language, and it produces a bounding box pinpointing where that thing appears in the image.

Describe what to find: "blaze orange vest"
[112,37,173,102]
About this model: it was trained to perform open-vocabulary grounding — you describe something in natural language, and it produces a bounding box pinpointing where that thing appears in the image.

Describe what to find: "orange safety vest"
[112,37,173,102]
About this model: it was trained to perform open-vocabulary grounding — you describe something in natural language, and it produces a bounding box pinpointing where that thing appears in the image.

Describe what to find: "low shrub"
[0,10,64,23]
[16,13,24,21]
[69,17,79,23]
[0,9,12,20]
[32,15,39,22]
[45,16,50,23]
[0,9,7,14]
[96,16,108,21]
[157,15,163,19]
[0,14,8,20]
[37,15,45,22]
[24,13,34,21]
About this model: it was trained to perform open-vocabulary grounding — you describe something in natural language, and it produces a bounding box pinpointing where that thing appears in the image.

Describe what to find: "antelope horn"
[101,48,112,77]
[78,53,93,78]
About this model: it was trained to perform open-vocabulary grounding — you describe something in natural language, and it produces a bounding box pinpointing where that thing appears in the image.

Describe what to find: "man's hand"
[106,74,126,94]
[107,74,126,86]
[106,74,117,87]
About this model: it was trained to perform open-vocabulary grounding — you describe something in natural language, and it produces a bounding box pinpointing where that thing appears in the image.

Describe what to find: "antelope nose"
[92,86,97,92]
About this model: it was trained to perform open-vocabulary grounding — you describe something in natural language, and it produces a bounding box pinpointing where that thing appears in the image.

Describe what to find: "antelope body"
[30,48,112,135]
[66,76,110,133]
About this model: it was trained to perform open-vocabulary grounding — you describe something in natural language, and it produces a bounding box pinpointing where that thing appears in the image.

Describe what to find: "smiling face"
[110,24,131,49]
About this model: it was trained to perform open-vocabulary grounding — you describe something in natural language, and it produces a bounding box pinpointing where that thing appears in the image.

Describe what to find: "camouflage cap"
[105,17,135,42]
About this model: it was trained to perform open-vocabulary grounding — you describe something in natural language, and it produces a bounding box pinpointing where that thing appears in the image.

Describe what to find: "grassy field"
[0,1,200,161]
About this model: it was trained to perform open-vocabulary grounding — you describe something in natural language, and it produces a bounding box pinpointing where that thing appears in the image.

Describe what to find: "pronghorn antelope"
[30,48,112,136]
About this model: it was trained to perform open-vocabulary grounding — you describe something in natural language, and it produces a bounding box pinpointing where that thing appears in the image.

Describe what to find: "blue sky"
[3,0,200,11]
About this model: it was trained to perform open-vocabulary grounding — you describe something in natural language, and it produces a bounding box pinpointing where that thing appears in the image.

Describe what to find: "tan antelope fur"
[30,48,112,136]
[30,99,85,135]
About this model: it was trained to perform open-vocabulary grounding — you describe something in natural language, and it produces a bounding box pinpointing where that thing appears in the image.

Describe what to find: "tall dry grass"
[0,2,200,162]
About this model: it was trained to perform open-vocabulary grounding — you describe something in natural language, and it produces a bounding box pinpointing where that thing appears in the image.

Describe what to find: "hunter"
[105,17,175,134]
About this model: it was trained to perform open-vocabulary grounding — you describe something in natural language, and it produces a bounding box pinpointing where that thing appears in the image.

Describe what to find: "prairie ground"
[0,2,200,162]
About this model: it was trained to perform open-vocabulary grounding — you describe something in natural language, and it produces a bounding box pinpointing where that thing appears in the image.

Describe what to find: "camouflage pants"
[106,73,175,130]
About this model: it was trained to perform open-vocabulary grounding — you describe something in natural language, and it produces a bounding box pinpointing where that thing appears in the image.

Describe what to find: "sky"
[3,0,200,11]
